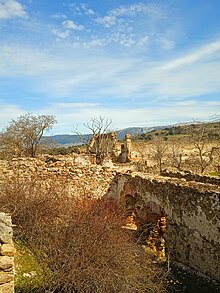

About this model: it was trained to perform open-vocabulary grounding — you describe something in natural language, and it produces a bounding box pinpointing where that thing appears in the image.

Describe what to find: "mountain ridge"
[48,124,174,146]
[47,120,220,146]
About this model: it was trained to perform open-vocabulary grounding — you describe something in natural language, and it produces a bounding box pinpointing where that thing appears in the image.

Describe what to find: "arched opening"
[124,194,136,216]
[123,195,167,261]
[135,201,167,261]
[123,194,138,230]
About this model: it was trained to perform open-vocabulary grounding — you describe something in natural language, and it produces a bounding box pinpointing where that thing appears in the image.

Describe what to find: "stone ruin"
[88,132,118,163]
[0,213,15,293]
[106,171,220,283]
[118,133,132,163]
[88,131,132,163]
[0,133,220,289]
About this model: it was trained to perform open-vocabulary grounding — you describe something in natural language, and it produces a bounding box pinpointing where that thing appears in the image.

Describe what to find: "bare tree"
[150,136,168,173]
[192,124,215,173]
[84,116,116,164]
[133,141,148,171]
[169,141,183,170]
[0,113,57,158]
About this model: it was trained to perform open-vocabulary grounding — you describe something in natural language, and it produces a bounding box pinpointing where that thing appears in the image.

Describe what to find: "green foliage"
[209,171,220,177]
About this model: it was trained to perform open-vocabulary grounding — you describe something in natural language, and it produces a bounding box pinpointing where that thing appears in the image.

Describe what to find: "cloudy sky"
[0,0,220,134]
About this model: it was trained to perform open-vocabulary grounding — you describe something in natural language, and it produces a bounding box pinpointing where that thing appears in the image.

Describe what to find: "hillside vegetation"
[137,122,220,142]
[131,122,220,175]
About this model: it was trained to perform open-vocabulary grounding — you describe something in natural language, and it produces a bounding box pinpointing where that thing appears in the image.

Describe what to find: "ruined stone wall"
[1,155,220,283]
[161,170,220,186]
[0,213,15,293]
[106,172,220,281]
[0,155,117,199]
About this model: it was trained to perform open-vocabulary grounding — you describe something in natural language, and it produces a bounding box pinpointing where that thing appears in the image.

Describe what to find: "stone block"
[0,215,13,244]
[0,271,13,284]
[0,245,16,257]
[0,257,13,270]
[0,281,14,293]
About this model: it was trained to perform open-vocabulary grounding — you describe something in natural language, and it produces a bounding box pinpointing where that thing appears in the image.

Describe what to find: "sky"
[0,0,220,134]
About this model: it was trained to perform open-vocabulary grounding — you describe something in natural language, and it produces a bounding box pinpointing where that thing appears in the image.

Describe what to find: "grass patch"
[209,171,220,177]
[14,239,44,292]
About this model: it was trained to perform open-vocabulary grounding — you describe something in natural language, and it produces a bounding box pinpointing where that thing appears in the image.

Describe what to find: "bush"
[0,175,167,293]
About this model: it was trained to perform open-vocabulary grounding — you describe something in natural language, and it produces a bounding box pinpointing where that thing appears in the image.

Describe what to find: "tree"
[169,141,183,170]
[0,113,56,158]
[150,136,168,173]
[84,116,116,164]
[191,124,216,173]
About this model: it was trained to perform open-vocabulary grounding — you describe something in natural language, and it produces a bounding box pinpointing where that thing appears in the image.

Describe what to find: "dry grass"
[0,174,167,292]
[132,139,220,175]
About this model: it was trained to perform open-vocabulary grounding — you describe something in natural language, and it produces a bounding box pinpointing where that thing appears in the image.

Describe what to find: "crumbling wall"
[0,155,117,199]
[106,172,220,281]
[1,155,220,283]
[0,213,15,293]
[88,132,118,162]
[161,170,220,185]
[118,134,132,163]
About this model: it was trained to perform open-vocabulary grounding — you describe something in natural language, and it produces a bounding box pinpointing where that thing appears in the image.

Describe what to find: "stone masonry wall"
[0,213,15,293]
[161,170,220,186]
[0,155,117,199]
[106,172,220,281]
[1,155,220,284]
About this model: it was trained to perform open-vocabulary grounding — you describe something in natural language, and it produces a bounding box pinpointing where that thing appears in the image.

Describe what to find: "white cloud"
[52,29,70,39]
[94,2,171,49]
[82,37,107,48]
[138,35,149,46]
[51,13,67,20]
[157,36,175,50]
[1,99,218,134]
[0,45,66,76]
[0,101,25,130]
[62,20,85,31]
[51,19,85,40]
[1,37,220,108]
[149,39,220,98]
[110,3,163,18]
[0,0,28,19]
[104,38,220,99]
[96,15,117,28]
[39,101,220,134]
[0,38,219,133]
[80,3,95,16]
[69,2,95,17]
[161,39,220,70]
[96,3,164,28]
[107,31,135,47]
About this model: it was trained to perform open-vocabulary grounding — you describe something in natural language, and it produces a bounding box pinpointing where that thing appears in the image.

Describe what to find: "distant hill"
[117,125,172,140]
[48,134,92,146]
[47,121,220,146]
[48,125,173,146]
[138,121,220,141]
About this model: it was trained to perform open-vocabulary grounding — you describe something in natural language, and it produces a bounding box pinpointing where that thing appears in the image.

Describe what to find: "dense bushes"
[0,175,167,292]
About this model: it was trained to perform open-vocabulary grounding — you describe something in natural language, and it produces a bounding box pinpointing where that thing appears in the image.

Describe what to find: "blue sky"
[0,0,220,134]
